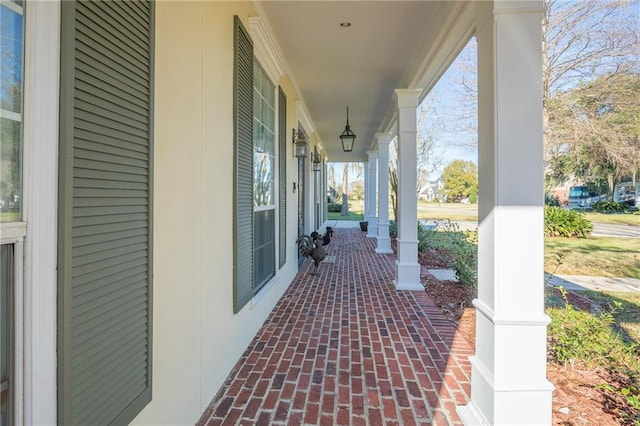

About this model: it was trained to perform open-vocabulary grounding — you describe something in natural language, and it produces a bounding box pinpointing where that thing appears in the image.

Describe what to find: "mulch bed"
[412,238,633,425]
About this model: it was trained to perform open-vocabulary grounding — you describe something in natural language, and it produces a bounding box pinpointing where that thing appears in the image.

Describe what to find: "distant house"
[420,179,446,202]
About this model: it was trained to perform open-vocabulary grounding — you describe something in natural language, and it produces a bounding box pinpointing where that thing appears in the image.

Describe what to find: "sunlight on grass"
[545,236,640,278]
[581,291,640,343]
[416,202,478,222]
[327,212,364,221]
[584,211,640,226]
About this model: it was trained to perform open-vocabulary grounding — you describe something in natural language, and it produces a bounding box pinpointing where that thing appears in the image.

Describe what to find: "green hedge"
[591,200,628,212]
[328,203,342,213]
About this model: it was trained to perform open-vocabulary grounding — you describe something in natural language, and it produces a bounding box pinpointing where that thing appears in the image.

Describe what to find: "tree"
[327,164,336,194]
[340,162,363,215]
[350,181,364,200]
[452,0,640,188]
[441,160,478,203]
[543,0,640,160]
[547,73,640,193]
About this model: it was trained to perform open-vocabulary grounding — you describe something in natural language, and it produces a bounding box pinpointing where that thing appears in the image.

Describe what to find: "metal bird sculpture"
[296,232,327,275]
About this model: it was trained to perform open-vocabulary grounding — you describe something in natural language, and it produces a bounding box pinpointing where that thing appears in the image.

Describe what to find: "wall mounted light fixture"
[292,128,308,158]
[312,146,321,172]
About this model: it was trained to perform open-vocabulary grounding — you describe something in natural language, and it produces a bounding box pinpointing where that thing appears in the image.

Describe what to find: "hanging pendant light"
[339,107,356,152]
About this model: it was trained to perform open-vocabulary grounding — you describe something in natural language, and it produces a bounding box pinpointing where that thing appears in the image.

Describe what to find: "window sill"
[0,222,27,244]
[252,274,280,306]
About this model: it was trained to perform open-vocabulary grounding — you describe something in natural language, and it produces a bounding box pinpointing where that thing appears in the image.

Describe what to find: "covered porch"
[12,1,552,424]
[198,224,473,425]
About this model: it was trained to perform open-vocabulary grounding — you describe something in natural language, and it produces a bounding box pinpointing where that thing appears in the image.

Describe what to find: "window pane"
[253,62,275,207]
[0,4,24,113]
[0,244,12,424]
[253,209,275,292]
[252,60,276,293]
[0,118,21,222]
[0,3,24,223]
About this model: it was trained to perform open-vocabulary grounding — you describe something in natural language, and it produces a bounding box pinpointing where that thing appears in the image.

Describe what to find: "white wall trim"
[248,16,285,84]
[22,1,60,424]
[296,101,314,136]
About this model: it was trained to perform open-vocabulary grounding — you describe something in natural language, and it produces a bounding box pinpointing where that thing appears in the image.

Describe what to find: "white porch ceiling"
[256,1,473,162]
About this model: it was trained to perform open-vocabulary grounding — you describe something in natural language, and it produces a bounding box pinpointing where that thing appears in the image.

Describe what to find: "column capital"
[493,0,543,13]
[367,151,378,160]
[394,89,421,108]
[375,133,392,146]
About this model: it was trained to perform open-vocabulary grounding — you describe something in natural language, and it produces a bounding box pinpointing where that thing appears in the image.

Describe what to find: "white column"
[457,2,553,425]
[363,161,370,223]
[366,151,378,238]
[393,89,421,291]
[376,134,393,254]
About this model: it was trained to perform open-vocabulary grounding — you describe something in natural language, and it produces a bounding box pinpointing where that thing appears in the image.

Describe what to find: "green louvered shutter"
[58,1,153,424]
[233,16,254,313]
[278,87,287,269]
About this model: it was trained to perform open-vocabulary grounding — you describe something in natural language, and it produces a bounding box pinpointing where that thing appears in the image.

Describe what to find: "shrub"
[592,200,628,212]
[417,222,430,254]
[544,206,593,238]
[547,288,640,423]
[328,203,342,213]
[449,225,478,288]
[545,193,561,207]
[389,220,397,237]
[547,288,639,370]
[547,303,622,367]
[428,220,478,288]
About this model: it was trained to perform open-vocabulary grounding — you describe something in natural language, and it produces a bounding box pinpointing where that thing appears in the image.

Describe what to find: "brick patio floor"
[198,226,473,426]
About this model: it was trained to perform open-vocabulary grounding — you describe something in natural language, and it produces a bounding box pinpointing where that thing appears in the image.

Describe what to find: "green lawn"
[327,211,364,221]
[544,236,640,278]
[328,200,364,221]
[584,210,640,226]
[415,202,640,226]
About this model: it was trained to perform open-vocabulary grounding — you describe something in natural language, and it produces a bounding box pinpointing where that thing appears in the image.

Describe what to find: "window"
[0,1,24,423]
[233,16,287,312]
[0,245,12,424]
[253,61,276,293]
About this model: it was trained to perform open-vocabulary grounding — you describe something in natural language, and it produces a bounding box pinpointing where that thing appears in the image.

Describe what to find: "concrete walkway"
[592,221,640,239]
[546,273,640,293]
[198,227,472,425]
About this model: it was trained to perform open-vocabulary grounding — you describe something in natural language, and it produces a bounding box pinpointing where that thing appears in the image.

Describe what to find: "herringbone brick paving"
[198,227,472,425]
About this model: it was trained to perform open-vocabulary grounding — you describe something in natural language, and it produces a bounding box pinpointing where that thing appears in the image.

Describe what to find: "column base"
[457,401,487,426]
[366,216,378,238]
[462,299,554,425]
[375,236,393,254]
[459,356,553,425]
[394,260,422,290]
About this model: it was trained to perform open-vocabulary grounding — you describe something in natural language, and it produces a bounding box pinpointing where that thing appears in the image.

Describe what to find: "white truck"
[613,181,640,207]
